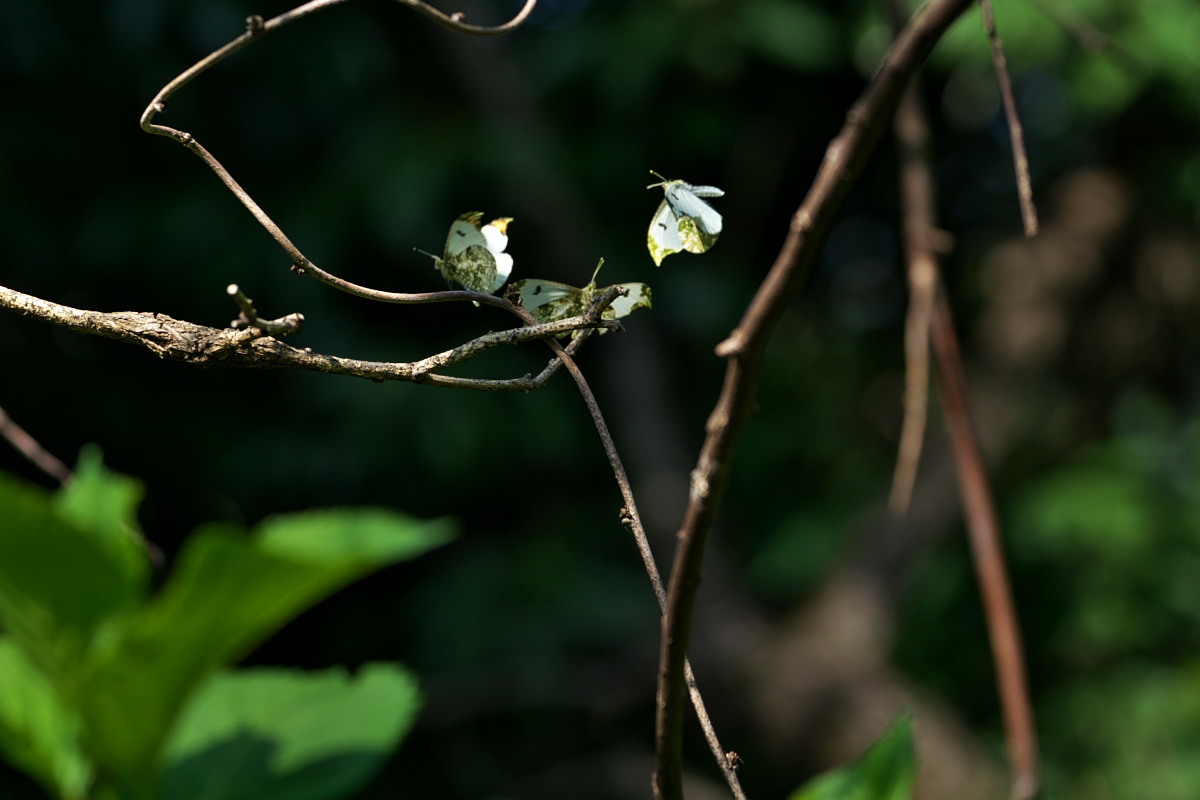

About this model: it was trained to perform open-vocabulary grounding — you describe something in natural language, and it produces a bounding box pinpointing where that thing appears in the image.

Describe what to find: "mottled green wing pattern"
[676,216,719,256]
[512,277,650,337]
[441,244,506,294]
[511,280,586,326]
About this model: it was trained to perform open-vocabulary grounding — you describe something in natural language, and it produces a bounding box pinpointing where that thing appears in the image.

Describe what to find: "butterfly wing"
[647,199,683,267]
[603,283,652,320]
[664,182,724,235]
[511,279,585,324]
[481,218,514,292]
[445,244,503,294]
[444,212,486,257]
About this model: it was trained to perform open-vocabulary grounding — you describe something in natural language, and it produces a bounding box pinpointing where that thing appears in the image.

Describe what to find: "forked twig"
[652,1,978,797]
[980,0,1038,237]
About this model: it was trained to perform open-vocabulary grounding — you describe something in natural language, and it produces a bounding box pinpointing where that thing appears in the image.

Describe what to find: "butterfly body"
[646,174,724,266]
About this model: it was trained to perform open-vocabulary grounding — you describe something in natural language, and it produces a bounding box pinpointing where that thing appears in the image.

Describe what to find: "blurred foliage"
[787,715,915,800]
[1,0,1199,798]
[0,451,447,799]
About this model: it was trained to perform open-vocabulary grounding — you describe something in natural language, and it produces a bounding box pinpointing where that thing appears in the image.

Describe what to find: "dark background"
[3,0,1199,797]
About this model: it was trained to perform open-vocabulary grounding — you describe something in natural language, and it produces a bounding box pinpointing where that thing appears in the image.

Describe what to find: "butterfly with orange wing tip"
[417,212,513,298]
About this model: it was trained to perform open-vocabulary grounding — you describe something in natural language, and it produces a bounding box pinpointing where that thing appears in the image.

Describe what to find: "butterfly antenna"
[647,169,668,190]
[589,257,605,286]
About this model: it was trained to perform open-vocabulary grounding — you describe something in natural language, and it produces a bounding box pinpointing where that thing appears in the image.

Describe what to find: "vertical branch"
[652,1,978,797]
[929,294,1040,800]
[888,5,1039,796]
[888,82,939,514]
[980,0,1038,237]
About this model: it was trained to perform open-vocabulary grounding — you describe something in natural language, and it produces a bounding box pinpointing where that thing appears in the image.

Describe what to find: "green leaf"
[0,637,92,800]
[161,664,421,800]
[788,714,916,800]
[81,511,453,788]
[0,473,143,685]
[257,507,456,566]
[54,445,150,588]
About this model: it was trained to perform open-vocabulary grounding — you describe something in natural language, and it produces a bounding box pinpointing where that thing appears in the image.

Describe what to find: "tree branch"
[653,1,978,797]
[0,283,613,390]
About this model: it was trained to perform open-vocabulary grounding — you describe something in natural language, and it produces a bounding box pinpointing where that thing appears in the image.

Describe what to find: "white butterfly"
[418,212,514,295]
[646,172,724,266]
[510,260,651,335]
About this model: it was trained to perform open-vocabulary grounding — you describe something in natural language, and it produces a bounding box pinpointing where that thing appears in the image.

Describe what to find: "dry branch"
[653,1,979,797]
[0,283,617,390]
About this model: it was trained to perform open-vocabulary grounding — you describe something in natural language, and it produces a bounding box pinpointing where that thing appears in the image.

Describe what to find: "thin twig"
[929,292,1039,800]
[397,0,540,36]
[980,0,1038,237]
[884,3,1039,786]
[139,0,538,139]
[888,88,938,513]
[885,3,940,514]
[0,405,73,485]
[652,1,978,797]
[543,335,748,800]
[1025,0,1142,73]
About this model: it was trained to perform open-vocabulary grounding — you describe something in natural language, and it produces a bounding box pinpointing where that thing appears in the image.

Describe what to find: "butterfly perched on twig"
[417,212,514,296]
[510,260,651,336]
[646,172,724,266]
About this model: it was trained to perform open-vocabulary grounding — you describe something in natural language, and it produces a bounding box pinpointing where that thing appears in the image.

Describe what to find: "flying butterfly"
[510,259,651,336]
[417,212,513,296]
[646,171,724,266]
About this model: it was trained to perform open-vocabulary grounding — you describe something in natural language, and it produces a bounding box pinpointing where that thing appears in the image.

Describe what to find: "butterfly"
[418,212,513,295]
[646,172,724,266]
[510,260,651,335]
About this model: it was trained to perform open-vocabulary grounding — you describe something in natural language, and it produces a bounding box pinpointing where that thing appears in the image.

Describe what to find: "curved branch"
[140,0,538,135]
[139,0,537,320]
[652,1,978,797]
[395,0,539,36]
